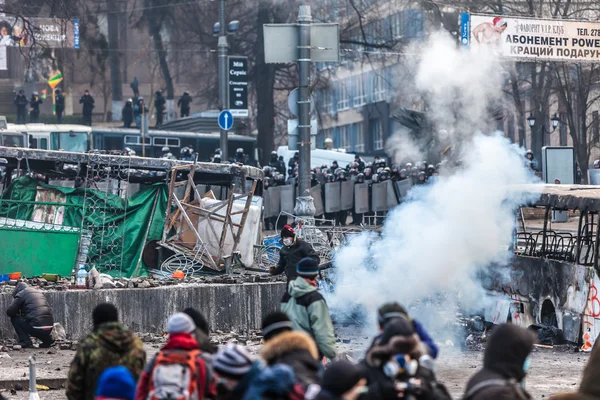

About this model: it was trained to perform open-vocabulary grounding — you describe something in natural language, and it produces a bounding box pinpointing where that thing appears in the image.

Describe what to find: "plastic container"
[76,265,88,289]
[8,272,21,280]
[0,274,8,283]
[172,270,185,279]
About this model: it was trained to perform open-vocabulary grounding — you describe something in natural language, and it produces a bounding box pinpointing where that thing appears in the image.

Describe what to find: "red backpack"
[147,349,204,400]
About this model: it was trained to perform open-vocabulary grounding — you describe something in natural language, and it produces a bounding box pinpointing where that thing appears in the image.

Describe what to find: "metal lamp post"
[527,113,560,147]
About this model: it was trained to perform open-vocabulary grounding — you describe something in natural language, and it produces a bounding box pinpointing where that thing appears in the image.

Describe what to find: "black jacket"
[261,330,321,388]
[464,323,535,400]
[274,238,319,281]
[6,282,54,328]
[30,96,42,111]
[55,94,65,113]
[14,94,28,109]
[177,94,192,110]
[80,94,95,114]
[155,95,166,114]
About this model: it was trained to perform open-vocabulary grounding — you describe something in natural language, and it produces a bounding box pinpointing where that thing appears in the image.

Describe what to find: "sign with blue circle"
[218,110,234,131]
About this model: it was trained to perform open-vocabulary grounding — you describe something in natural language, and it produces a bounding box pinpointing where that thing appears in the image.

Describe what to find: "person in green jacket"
[281,257,337,360]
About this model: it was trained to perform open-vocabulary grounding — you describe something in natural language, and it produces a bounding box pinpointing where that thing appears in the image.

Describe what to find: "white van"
[277,146,359,169]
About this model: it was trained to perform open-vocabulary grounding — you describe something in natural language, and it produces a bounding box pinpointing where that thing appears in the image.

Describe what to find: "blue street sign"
[460,13,470,48]
[218,110,234,131]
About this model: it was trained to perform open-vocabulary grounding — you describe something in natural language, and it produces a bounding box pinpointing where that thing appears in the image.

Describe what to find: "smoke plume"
[328,32,539,338]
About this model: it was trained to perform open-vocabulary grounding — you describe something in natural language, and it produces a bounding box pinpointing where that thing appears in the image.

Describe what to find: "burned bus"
[483,184,600,349]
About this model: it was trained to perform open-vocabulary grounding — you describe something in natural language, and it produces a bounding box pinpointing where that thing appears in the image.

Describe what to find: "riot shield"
[386,180,399,209]
[590,169,600,185]
[266,186,281,218]
[395,179,413,200]
[262,190,272,219]
[311,184,325,216]
[280,185,296,214]
[354,183,369,214]
[371,182,388,212]
[324,182,341,213]
[340,180,354,210]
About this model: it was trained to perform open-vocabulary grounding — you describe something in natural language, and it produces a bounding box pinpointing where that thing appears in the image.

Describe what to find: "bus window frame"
[124,135,150,146]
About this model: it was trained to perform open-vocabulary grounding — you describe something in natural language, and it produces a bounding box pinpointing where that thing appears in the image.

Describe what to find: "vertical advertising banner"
[460,12,470,48]
[228,56,248,117]
[469,13,600,62]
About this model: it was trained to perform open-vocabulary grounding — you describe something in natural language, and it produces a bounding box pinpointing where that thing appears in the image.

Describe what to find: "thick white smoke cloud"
[328,31,539,335]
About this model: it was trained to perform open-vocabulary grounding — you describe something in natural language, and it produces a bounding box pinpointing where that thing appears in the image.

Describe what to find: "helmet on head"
[356,173,365,183]
[364,167,372,177]
[400,169,407,177]
[326,173,336,183]
[155,90,162,96]
[162,146,169,152]
[418,171,426,180]
[184,91,189,95]
[236,148,244,154]
[526,150,534,159]
[264,177,273,188]
[263,165,272,175]
[405,162,413,169]
[33,91,38,96]
[372,174,379,183]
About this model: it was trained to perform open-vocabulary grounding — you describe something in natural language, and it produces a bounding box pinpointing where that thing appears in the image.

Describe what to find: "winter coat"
[261,330,321,387]
[360,334,451,400]
[241,363,305,400]
[6,282,53,328]
[273,238,319,281]
[55,94,65,113]
[217,361,264,400]
[30,96,42,111]
[14,94,28,110]
[550,335,600,400]
[177,94,192,110]
[313,390,343,400]
[79,95,95,115]
[66,321,146,400]
[281,277,336,360]
[135,332,215,400]
[463,323,535,400]
[154,95,166,114]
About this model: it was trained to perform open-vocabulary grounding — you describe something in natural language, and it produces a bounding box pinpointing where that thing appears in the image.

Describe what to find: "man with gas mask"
[361,319,451,400]
[269,225,319,282]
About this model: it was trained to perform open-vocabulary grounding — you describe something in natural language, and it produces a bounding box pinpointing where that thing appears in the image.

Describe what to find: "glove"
[269,267,278,275]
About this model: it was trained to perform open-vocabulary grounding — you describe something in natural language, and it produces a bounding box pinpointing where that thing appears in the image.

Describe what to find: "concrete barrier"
[0,282,287,340]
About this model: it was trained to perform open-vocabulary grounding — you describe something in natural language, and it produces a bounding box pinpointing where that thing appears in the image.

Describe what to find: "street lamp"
[527,113,560,147]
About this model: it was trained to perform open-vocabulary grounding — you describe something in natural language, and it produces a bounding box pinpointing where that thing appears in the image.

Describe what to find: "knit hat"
[380,318,415,345]
[261,312,293,341]
[93,303,119,327]
[281,225,295,239]
[167,312,196,334]
[322,360,364,396]
[94,366,136,400]
[213,343,254,379]
[377,302,409,327]
[296,257,319,279]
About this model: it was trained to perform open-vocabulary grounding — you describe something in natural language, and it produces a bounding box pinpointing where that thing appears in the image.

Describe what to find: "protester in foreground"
[311,360,367,400]
[184,307,217,354]
[261,311,321,387]
[550,334,600,400]
[362,319,451,400]
[95,366,136,400]
[463,323,535,400]
[281,257,337,360]
[6,281,55,348]
[374,302,439,358]
[67,303,146,400]
[270,224,320,282]
[135,312,214,400]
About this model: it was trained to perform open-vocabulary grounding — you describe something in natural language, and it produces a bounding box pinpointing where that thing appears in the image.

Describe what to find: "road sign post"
[218,110,234,131]
[263,6,339,219]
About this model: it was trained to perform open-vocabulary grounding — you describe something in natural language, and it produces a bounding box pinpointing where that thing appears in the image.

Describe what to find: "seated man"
[6,282,55,348]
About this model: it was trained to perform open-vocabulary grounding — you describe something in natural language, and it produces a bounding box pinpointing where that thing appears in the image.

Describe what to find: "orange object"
[172,270,185,279]
[8,272,21,280]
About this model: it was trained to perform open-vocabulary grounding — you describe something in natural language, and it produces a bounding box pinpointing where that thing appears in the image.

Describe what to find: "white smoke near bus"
[327,32,538,338]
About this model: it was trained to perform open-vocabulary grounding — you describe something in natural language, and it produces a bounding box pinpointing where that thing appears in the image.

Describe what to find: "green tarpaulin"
[0,176,168,278]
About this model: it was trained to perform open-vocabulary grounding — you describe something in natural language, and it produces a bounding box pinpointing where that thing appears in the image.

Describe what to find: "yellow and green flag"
[48,71,63,89]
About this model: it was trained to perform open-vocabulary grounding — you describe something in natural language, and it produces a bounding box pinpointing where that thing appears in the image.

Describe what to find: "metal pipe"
[29,355,40,400]
[218,0,229,161]
[294,4,316,218]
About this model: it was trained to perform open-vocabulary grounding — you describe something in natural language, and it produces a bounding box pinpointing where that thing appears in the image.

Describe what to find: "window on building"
[355,123,365,152]
[321,89,333,114]
[373,72,386,102]
[353,75,366,107]
[337,81,349,110]
[371,119,383,150]
[338,125,351,151]
[390,12,403,39]
[560,112,568,146]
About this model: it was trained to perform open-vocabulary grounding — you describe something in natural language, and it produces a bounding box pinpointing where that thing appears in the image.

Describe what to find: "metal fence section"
[81,154,133,274]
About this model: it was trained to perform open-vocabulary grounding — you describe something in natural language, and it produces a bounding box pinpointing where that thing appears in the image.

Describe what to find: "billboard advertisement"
[228,56,248,117]
[466,13,600,62]
[0,16,77,48]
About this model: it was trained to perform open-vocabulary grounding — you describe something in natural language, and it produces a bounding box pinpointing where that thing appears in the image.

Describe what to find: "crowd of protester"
[10,244,600,400]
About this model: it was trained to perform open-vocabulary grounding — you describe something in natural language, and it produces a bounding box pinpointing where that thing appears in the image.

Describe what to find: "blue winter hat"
[296,257,319,278]
[94,366,136,400]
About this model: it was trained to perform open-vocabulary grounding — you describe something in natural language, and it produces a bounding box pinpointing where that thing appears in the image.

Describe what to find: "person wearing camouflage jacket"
[66,303,146,400]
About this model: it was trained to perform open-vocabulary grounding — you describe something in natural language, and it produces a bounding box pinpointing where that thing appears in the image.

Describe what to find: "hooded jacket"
[178,94,192,110]
[241,363,305,400]
[66,322,146,400]
[281,277,336,360]
[550,336,600,400]
[6,282,53,328]
[274,238,320,281]
[463,323,536,400]
[261,330,321,387]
